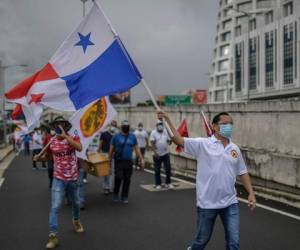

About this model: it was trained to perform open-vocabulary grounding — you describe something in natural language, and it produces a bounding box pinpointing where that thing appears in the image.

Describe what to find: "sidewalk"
[0,145,14,180]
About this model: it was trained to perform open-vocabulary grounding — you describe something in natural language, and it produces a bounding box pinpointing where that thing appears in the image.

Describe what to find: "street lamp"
[80,0,95,17]
[230,7,269,101]
[0,60,28,146]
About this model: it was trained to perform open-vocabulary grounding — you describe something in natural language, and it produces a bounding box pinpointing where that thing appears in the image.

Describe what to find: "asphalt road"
[0,154,299,250]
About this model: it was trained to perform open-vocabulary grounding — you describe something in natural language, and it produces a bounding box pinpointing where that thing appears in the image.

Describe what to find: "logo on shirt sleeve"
[230,149,238,158]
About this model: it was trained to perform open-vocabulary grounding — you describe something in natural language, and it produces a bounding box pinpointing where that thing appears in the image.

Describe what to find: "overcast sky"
[0,0,218,103]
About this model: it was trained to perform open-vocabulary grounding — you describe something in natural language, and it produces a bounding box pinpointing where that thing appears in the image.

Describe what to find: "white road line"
[0,178,5,188]
[143,169,300,221]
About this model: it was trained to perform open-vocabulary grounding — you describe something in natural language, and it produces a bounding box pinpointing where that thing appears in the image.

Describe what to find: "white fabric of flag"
[69,96,117,160]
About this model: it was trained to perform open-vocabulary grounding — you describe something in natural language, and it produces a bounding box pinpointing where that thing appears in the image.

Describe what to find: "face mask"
[50,130,56,135]
[138,126,143,131]
[109,127,115,133]
[219,124,233,139]
[121,125,130,134]
[157,125,164,132]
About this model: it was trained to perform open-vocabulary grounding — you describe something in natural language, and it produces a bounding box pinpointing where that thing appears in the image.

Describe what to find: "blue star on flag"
[74,32,95,53]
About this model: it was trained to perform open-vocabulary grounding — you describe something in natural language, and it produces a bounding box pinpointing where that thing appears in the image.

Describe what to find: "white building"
[209,0,300,103]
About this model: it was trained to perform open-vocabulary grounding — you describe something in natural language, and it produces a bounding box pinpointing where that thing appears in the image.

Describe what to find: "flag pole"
[94,1,174,137]
[141,79,174,137]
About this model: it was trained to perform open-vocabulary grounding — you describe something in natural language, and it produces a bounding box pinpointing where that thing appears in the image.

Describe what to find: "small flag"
[69,96,117,160]
[201,111,213,137]
[176,119,189,153]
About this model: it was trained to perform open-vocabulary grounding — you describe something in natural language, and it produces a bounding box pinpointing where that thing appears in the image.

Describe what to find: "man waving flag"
[5,1,142,130]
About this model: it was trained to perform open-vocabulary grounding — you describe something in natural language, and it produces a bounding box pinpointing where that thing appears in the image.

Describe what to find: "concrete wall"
[116,100,300,195]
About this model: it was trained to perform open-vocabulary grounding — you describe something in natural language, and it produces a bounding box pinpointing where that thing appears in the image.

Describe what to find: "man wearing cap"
[157,111,256,250]
[34,116,84,249]
[150,120,174,189]
[109,120,145,203]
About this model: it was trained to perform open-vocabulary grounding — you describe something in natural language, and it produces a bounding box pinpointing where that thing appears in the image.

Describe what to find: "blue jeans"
[78,168,85,205]
[191,203,240,250]
[49,178,80,234]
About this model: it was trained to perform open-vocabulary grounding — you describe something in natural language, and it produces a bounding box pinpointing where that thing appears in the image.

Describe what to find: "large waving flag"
[69,96,117,160]
[5,2,142,130]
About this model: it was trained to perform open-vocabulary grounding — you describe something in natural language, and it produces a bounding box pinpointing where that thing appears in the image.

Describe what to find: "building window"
[235,43,242,92]
[223,7,233,18]
[215,90,225,102]
[223,20,232,30]
[220,45,230,56]
[221,31,231,42]
[229,89,233,100]
[237,1,252,12]
[217,74,228,86]
[283,24,294,85]
[265,31,274,88]
[219,59,229,71]
[265,11,273,25]
[249,37,257,90]
[283,2,293,17]
[257,0,272,9]
[249,19,256,31]
[235,25,242,37]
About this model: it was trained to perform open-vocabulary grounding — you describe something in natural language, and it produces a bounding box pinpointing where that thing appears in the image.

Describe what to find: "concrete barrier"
[116,100,300,207]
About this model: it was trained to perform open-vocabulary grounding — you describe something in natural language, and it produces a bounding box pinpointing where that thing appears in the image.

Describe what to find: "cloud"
[1,0,218,102]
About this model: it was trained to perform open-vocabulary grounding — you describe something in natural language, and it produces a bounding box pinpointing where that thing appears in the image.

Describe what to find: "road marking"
[144,169,300,221]
[0,178,5,188]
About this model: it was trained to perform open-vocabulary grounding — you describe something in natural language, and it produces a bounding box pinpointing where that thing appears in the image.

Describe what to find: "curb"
[0,146,13,162]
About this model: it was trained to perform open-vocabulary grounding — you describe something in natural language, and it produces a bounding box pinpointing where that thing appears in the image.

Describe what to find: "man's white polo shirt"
[184,135,248,209]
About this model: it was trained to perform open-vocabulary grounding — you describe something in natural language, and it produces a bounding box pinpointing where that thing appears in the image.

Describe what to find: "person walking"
[21,133,31,156]
[150,120,173,189]
[32,128,46,170]
[34,116,84,249]
[98,123,115,194]
[157,110,256,250]
[43,128,56,188]
[134,123,148,170]
[109,120,145,203]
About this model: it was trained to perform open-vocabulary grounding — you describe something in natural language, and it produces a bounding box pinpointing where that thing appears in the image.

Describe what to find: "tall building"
[209,0,300,103]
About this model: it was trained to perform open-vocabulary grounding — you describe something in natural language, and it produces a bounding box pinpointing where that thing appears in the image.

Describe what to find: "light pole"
[230,7,269,101]
[80,0,88,17]
[0,60,28,146]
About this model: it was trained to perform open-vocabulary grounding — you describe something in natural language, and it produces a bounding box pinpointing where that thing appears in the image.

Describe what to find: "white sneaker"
[154,185,162,190]
[167,184,175,189]
[187,247,191,250]
[83,179,87,184]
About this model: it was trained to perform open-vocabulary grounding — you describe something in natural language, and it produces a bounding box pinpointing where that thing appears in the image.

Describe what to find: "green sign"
[164,95,191,106]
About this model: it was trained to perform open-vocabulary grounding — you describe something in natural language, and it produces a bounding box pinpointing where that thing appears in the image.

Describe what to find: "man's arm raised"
[157,110,184,147]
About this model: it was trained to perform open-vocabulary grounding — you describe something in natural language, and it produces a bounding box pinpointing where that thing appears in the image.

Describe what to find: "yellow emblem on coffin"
[80,98,108,137]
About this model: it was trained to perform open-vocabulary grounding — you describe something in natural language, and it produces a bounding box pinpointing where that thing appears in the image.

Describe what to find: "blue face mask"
[219,124,233,139]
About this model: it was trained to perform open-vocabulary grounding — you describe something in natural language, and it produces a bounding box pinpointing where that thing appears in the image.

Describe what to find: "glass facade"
[265,31,274,88]
[235,43,242,92]
[283,24,294,85]
[249,38,257,90]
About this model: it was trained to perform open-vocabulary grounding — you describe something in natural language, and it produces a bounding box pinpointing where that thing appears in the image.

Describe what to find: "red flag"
[201,111,213,137]
[176,119,189,153]
[11,104,23,120]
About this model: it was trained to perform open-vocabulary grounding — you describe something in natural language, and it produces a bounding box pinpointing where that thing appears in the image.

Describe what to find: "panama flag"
[5,1,142,131]
[69,96,117,160]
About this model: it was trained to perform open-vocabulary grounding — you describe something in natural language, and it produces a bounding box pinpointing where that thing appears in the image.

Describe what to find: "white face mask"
[50,130,56,135]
